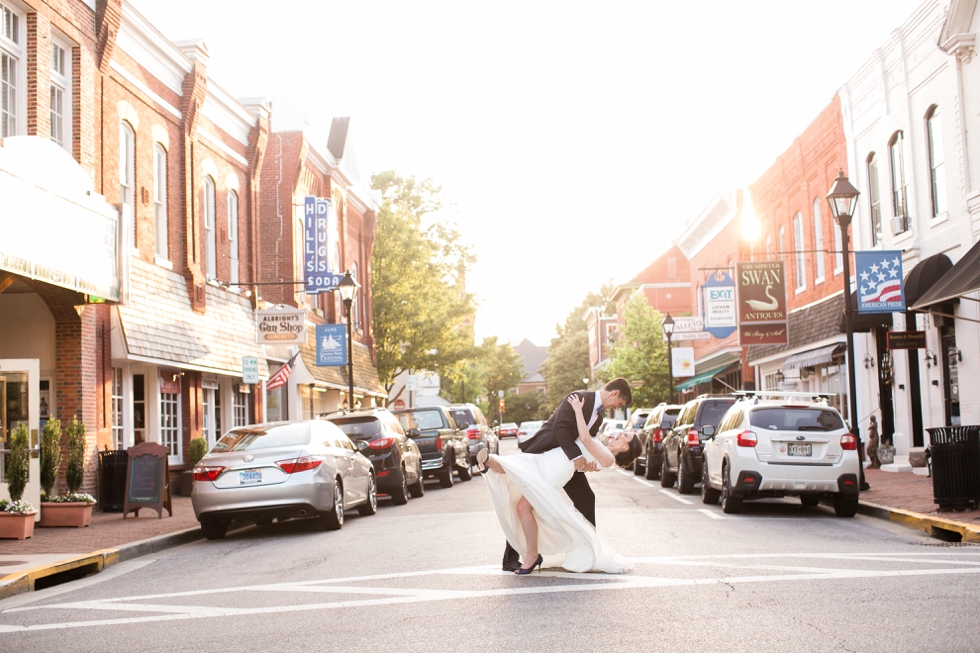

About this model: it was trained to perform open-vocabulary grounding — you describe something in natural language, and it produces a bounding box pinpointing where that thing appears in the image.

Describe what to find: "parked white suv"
[700,392,860,517]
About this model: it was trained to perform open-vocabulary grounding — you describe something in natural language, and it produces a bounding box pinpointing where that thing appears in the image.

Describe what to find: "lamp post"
[662,313,675,404]
[826,170,869,490]
[337,271,360,410]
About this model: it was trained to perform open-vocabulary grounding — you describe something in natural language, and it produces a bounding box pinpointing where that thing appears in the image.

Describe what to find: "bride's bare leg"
[515,496,538,567]
[486,457,505,474]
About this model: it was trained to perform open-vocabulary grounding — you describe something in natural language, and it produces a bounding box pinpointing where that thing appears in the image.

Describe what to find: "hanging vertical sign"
[672,347,695,377]
[304,196,343,293]
[855,250,905,313]
[316,324,348,367]
[736,260,788,345]
[702,270,737,338]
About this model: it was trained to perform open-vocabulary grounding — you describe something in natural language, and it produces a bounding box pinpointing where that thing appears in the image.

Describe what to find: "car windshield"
[329,417,382,441]
[519,421,543,432]
[407,411,446,430]
[750,407,845,431]
[212,423,310,452]
[699,400,736,427]
[501,423,518,430]
[632,415,648,429]
[450,410,474,427]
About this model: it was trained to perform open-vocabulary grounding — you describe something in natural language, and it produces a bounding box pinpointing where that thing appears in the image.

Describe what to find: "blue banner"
[855,250,905,313]
[304,196,342,293]
[702,271,737,339]
[316,324,347,367]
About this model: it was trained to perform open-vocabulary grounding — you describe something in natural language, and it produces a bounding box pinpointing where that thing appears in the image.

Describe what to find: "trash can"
[99,449,129,513]
[926,426,980,509]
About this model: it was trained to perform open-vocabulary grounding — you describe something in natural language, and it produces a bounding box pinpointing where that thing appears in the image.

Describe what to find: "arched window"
[889,131,910,233]
[765,234,773,258]
[812,198,824,283]
[119,121,136,250]
[778,225,786,259]
[153,143,168,261]
[228,190,239,285]
[867,152,882,246]
[926,106,947,217]
[792,212,805,292]
[204,176,216,280]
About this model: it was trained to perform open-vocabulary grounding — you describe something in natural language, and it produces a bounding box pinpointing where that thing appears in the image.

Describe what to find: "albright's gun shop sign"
[735,260,788,346]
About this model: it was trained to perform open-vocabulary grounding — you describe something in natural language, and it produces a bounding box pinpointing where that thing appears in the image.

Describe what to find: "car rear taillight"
[275,456,324,474]
[192,466,224,481]
[368,437,396,450]
[685,429,700,447]
[466,428,481,440]
[736,430,758,447]
[434,435,443,450]
[653,428,663,443]
[841,433,858,450]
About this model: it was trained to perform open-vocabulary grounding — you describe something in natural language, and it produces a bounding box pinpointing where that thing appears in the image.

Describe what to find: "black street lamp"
[662,313,675,404]
[337,271,360,410]
[826,170,869,490]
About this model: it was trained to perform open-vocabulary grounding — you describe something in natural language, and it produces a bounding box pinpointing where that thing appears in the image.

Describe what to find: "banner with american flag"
[855,250,905,313]
[266,353,298,390]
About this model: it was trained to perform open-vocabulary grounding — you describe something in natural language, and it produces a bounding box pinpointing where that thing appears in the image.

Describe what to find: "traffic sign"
[242,356,258,384]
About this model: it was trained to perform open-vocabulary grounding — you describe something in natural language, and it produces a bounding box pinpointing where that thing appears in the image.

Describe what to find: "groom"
[501,377,633,572]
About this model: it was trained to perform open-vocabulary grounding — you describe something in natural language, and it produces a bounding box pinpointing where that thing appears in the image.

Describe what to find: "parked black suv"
[324,408,424,505]
[447,403,498,466]
[394,406,472,488]
[633,403,682,480]
[661,394,736,494]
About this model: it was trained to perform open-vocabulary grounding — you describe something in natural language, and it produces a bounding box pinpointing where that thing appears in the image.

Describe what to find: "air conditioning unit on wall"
[891,215,909,235]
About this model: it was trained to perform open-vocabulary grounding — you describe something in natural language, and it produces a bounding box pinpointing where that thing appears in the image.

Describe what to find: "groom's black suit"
[502,390,603,568]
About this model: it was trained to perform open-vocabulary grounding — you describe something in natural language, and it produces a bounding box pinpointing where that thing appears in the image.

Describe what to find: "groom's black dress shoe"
[502,560,522,573]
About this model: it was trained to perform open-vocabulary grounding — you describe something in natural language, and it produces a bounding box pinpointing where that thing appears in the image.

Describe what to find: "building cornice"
[117,2,192,96]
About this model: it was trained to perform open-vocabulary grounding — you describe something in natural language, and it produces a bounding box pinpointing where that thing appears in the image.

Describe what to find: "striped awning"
[781,343,844,370]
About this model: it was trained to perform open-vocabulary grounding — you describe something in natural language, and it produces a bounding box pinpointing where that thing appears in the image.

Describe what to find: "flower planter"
[38,502,94,528]
[0,511,37,539]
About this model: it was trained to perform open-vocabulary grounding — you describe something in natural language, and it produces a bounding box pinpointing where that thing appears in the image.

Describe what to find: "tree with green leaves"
[441,336,523,414]
[370,171,477,403]
[599,292,670,407]
[500,390,543,425]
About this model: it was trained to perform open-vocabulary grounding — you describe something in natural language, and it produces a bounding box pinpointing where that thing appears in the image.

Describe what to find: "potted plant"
[181,437,209,496]
[0,424,37,539]
[39,417,95,528]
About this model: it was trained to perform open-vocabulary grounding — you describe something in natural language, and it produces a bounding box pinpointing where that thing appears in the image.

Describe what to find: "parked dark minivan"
[394,406,472,488]
[661,395,737,494]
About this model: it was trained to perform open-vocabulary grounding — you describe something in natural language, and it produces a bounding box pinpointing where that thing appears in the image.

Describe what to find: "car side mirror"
[407,428,421,437]
[701,425,716,438]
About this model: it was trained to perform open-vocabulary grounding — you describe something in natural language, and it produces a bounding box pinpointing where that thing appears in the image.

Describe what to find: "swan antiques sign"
[736,260,788,346]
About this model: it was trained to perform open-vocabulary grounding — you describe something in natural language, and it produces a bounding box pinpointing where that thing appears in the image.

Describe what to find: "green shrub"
[39,418,62,499]
[188,437,208,468]
[5,424,30,503]
[65,416,86,495]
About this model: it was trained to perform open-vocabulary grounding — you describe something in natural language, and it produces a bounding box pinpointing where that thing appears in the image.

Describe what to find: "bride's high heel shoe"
[475,447,490,475]
[514,554,543,575]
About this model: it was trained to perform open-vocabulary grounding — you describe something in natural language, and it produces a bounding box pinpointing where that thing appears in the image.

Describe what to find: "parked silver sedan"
[191,420,377,539]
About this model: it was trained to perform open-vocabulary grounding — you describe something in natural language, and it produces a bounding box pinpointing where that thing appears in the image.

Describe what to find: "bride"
[478,394,638,574]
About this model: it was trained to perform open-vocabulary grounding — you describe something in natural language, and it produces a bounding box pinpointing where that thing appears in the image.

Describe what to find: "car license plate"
[239,470,262,485]
[788,444,812,457]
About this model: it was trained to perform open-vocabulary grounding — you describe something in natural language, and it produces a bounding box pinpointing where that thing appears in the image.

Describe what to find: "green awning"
[674,364,733,392]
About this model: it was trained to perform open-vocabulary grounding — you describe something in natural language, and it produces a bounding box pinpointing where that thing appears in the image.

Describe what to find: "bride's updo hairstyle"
[615,435,642,469]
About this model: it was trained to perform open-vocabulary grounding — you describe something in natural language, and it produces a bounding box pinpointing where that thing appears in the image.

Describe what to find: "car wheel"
[701,458,720,505]
[800,495,820,509]
[633,452,644,476]
[201,520,227,540]
[833,495,858,517]
[720,463,743,514]
[358,474,378,516]
[457,457,472,481]
[439,461,454,488]
[321,481,344,530]
[660,451,677,488]
[391,467,410,505]
[645,451,660,480]
[677,456,695,494]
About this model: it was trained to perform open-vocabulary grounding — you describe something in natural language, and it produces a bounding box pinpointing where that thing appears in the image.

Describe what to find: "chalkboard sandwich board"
[122,442,173,519]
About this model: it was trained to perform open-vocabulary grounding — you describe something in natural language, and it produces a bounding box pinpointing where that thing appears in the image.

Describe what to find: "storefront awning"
[782,343,844,370]
[675,364,732,392]
[904,252,953,307]
[911,240,980,310]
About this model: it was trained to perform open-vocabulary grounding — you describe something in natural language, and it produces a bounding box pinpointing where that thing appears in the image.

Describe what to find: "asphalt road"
[1,438,978,652]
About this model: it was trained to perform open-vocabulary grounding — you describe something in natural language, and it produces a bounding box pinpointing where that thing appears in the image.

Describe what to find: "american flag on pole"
[855,250,906,313]
[266,353,298,390]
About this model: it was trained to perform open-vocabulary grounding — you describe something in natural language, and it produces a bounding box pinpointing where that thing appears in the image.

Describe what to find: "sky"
[131,0,926,347]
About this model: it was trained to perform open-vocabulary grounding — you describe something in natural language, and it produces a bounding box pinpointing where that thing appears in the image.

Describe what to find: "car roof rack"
[732,390,834,405]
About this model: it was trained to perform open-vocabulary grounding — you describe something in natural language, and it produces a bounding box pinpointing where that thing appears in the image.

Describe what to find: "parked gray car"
[191,420,377,539]
[447,403,498,465]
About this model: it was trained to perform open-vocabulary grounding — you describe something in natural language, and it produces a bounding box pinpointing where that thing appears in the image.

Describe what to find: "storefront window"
[112,369,123,448]
[161,382,180,460]
[266,384,286,422]
[234,387,250,427]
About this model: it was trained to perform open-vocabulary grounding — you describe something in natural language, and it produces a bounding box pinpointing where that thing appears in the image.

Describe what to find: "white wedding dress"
[484,440,632,573]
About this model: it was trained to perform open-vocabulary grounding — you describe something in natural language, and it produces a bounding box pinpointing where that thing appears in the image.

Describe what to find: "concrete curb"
[858,499,980,543]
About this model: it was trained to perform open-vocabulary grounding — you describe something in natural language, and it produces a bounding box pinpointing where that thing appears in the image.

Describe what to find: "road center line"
[659,489,694,504]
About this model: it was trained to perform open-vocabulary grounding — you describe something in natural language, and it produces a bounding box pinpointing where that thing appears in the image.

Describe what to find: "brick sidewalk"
[0,497,200,555]
[862,468,980,526]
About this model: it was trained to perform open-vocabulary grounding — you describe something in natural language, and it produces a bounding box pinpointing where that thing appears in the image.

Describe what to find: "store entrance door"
[0,359,41,508]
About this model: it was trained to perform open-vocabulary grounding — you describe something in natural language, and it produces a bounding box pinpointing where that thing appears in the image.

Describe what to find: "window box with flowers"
[0,425,36,539]
[38,417,95,528]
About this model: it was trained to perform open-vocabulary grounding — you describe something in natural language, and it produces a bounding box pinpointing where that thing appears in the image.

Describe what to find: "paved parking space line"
[615,469,633,477]
[633,478,658,488]
[659,489,693,505]
[698,509,727,519]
